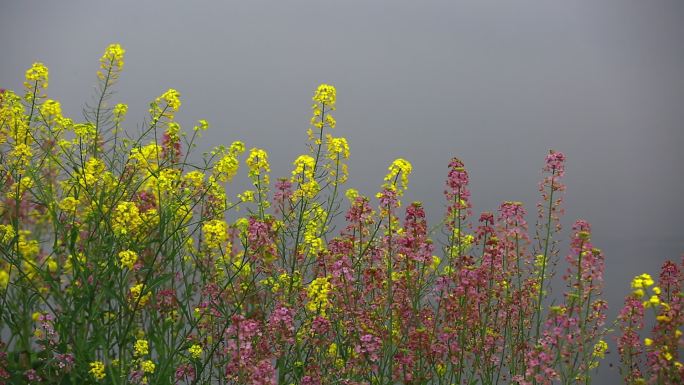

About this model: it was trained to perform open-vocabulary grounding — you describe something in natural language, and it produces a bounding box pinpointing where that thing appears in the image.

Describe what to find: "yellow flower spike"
[345,188,359,202]
[141,360,155,373]
[313,84,336,109]
[189,344,203,359]
[129,283,151,307]
[246,148,270,180]
[24,62,49,91]
[99,43,125,76]
[306,276,332,317]
[118,250,139,270]
[112,201,143,237]
[0,225,16,243]
[430,256,441,271]
[213,141,245,183]
[383,158,412,194]
[202,219,228,251]
[134,339,149,356]
[89,361,106,380]
[150,89,181,120]
[0,270,9,289]
[113,103,128,120]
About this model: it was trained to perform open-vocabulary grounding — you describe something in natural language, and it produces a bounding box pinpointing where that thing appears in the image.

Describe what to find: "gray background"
[1,0,683,382]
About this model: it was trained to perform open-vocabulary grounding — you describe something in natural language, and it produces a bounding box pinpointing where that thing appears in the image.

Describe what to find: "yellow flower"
[150,89,181,120]
[112,201,143,237]
[98,43,125,80]
[345,188,359,202]
[385,158,412,193]
[325,135,350,184]
[631,273,654,290]
[0,270,9,289]
[129,283,151,307]
[118,250,138,270]
[430,256,441,271]
[644,338,653,346]
[193,119,209,131]
[24,62,49,91]
[134,339,149,356]
[246,148,270,181]
[141,359,155,373]
[158,89,181,111]
[6,176,34,199]
[307,276,332,317]
[291,154,318,199]
[113,103,128,123]
[89,360,106,380]
[0,224,16,243]
[202,219,228,250]
[188,344,203,359]
[592,340,608,359]
[313,84,336,108]
[213,141,245,183]
[59,196,79,213]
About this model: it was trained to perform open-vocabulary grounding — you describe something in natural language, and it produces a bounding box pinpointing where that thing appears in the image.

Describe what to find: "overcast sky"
[2,1,683,382]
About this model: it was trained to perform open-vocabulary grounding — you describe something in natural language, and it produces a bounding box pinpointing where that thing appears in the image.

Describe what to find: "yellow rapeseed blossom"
[112,201,143,237]
[183,170,205,191]
[303,206,326,254]
[150,89,181,121]
[193,119,209,132]
[89,361,106,380]
[384,158,412,193]
[24,62,49,92]
[113,103,128,124]
[313,84,336,109]
[430,256,441,271]
[129,283,151,307]
[592,340,608,359]
[213,141,245,183]
[98,43,125,80]
[0,224,16,243]
[7,176,34,199]
[291,154,318,199]
[307,276,332,317]
[188,344,203,359]
[345,188,359,202]
[326,135,350,184]
[246,148,270,183]
[134,339,149,356]
[59,196,79,213]
[632,273,655,289]
[141,359,155,373]
[309,84,337,140]
[73,123,97,142]
[118,250,138,270]
[0,270,9,289]
[644,294,661,308]
[203,219,228,250]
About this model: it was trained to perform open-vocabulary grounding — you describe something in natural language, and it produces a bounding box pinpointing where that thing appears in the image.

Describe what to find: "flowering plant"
[0,44,680,385]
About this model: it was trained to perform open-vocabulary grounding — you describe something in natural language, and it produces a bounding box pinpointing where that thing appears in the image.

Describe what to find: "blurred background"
[2,0,683,382]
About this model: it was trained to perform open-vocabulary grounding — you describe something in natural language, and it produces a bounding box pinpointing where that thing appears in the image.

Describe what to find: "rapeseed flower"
[118,250,138,270]
[89,361,106,380]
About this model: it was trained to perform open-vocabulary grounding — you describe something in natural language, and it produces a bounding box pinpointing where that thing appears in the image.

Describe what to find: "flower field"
[0,44,682,385]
